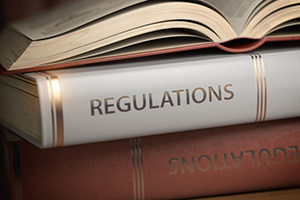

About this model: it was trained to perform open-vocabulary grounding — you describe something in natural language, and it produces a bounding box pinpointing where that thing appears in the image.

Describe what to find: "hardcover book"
[0,0,300,74]
[1,118,300,200]
[1,45,300,148]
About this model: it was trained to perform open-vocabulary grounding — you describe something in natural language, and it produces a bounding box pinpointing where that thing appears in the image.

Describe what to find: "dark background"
[0,0,73,29]
[0,2,72,199]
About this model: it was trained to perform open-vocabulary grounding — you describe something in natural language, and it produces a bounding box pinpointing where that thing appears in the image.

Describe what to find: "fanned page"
[11,0,265,41]
[7,1,236,71]
[11,0,147,40]
[1,0,300,73]
[205,0,264,35]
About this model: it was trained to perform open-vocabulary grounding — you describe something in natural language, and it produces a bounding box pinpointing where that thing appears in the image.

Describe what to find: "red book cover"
[1,118,300,200]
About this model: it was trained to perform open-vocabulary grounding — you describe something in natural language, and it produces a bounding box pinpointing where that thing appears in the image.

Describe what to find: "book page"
[12,0,146,40]
[205,0,264,35]
[0,28,31,70]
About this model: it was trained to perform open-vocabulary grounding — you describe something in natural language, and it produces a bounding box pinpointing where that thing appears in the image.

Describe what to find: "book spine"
[27,48,300,148]
[4,118,300,200]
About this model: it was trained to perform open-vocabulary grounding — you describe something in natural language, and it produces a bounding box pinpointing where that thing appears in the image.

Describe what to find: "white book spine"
[27,49,300,148]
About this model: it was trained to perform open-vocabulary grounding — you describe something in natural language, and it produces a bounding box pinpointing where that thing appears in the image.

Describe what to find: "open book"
[0,0,300,74]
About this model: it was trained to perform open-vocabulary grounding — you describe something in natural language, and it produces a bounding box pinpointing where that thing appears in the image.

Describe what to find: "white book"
[1,45,300,148]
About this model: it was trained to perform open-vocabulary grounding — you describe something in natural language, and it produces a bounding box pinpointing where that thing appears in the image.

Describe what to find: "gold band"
[250,54,267,122]
[130,137,145,200]
[38,72,64,147]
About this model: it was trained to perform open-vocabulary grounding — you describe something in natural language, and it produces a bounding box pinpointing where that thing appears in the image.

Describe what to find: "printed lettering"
[219,153,232,170]
[231,152,243,168]
[149,93,159,109]
[133,94,146,111]
[181,157,195,174]
[90,84,235,116]
[258,149,271,166]
[117,96,130,112]
[90,99,103,115]
[245,150,256,167]
[168,158,179,175]
[161,91,174,107]
[224,84,234,100]
[208,86,222,102]
[104,98,115,114]
[172,89,184,106]
[197,155,212,172]
[192,87,206,103]
[168,146,299,176]
[273,147,286,164]
[288,146,298,163]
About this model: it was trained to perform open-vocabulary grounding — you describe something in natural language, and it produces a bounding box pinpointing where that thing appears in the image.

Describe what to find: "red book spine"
[3,118,300,200]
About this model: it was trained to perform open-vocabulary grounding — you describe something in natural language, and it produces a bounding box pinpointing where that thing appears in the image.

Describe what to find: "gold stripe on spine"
[44,75,56,147]
[250,54,267,122]
[259,55,267,121]
[256,54,267,122]
[130,138,145,200]
[130,138,137,200]
[51,77,64,146]
[138,137,145,200]
[38,72,64,147]
[251,54,260,122]
[256,54,264,122]
[135,138,141,200]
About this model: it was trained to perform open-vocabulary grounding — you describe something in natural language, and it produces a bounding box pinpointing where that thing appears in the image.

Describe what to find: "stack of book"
[0,0,300,199]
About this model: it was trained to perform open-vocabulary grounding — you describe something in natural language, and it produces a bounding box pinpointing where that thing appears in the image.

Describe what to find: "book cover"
[1,45,300,148]
[2,117,300,200]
